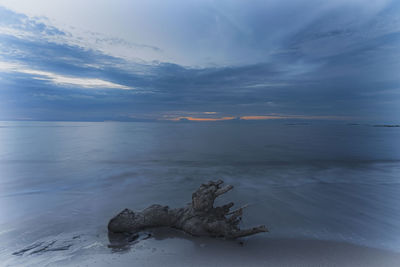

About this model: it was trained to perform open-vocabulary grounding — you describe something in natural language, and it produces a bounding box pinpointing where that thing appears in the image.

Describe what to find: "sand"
[60,239,400,267]
[15,229,396,267]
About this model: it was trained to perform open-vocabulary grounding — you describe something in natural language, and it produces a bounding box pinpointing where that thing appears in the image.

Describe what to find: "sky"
[0,0,399,122]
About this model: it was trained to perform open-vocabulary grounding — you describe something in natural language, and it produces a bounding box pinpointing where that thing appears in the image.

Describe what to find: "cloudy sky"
[0,0,399,122]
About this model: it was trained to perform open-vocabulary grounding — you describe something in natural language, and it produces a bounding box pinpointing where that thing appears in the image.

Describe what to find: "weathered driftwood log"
[108,180,267,239]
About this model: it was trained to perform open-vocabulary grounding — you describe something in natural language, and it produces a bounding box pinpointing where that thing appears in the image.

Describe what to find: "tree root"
[108,180,267,239]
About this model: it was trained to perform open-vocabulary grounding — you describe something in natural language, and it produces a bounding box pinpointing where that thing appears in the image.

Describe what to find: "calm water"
[0,121,400,264]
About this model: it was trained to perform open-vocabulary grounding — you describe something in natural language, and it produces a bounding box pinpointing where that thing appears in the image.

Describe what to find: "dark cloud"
[0,2,399,122]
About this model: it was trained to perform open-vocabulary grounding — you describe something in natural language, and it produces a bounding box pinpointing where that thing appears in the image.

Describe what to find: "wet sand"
[54,238,400,267]
[67,237,400,267]
[5,228,400,267]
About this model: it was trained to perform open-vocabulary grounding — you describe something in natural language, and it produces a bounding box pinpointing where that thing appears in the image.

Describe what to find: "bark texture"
[108,180,267,239]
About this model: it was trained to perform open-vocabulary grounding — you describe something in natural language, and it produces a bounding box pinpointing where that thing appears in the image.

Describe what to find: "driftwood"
[108,180,267,239]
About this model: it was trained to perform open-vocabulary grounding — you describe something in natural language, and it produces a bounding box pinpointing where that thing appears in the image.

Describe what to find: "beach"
[1,121,400,266]
[5,229,400,267]
[71,238,400,267]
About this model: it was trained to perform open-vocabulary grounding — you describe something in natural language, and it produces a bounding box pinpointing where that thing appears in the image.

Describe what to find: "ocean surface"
[0,121,400,265]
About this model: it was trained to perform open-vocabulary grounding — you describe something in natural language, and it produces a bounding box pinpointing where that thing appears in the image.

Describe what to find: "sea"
[0,121,399,265]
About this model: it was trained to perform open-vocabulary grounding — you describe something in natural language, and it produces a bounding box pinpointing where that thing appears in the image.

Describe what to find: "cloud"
[0,0,394,66]
[0,2,399,122]
[0,61,132,89]
[0,5,65,41]
[0,4,166,60]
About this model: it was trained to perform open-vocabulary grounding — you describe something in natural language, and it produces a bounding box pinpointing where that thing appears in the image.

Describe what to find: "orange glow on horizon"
[167,116,236,121]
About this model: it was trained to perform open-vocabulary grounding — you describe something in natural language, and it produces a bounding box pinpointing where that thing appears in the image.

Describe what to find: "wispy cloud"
[0,61,132,89]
